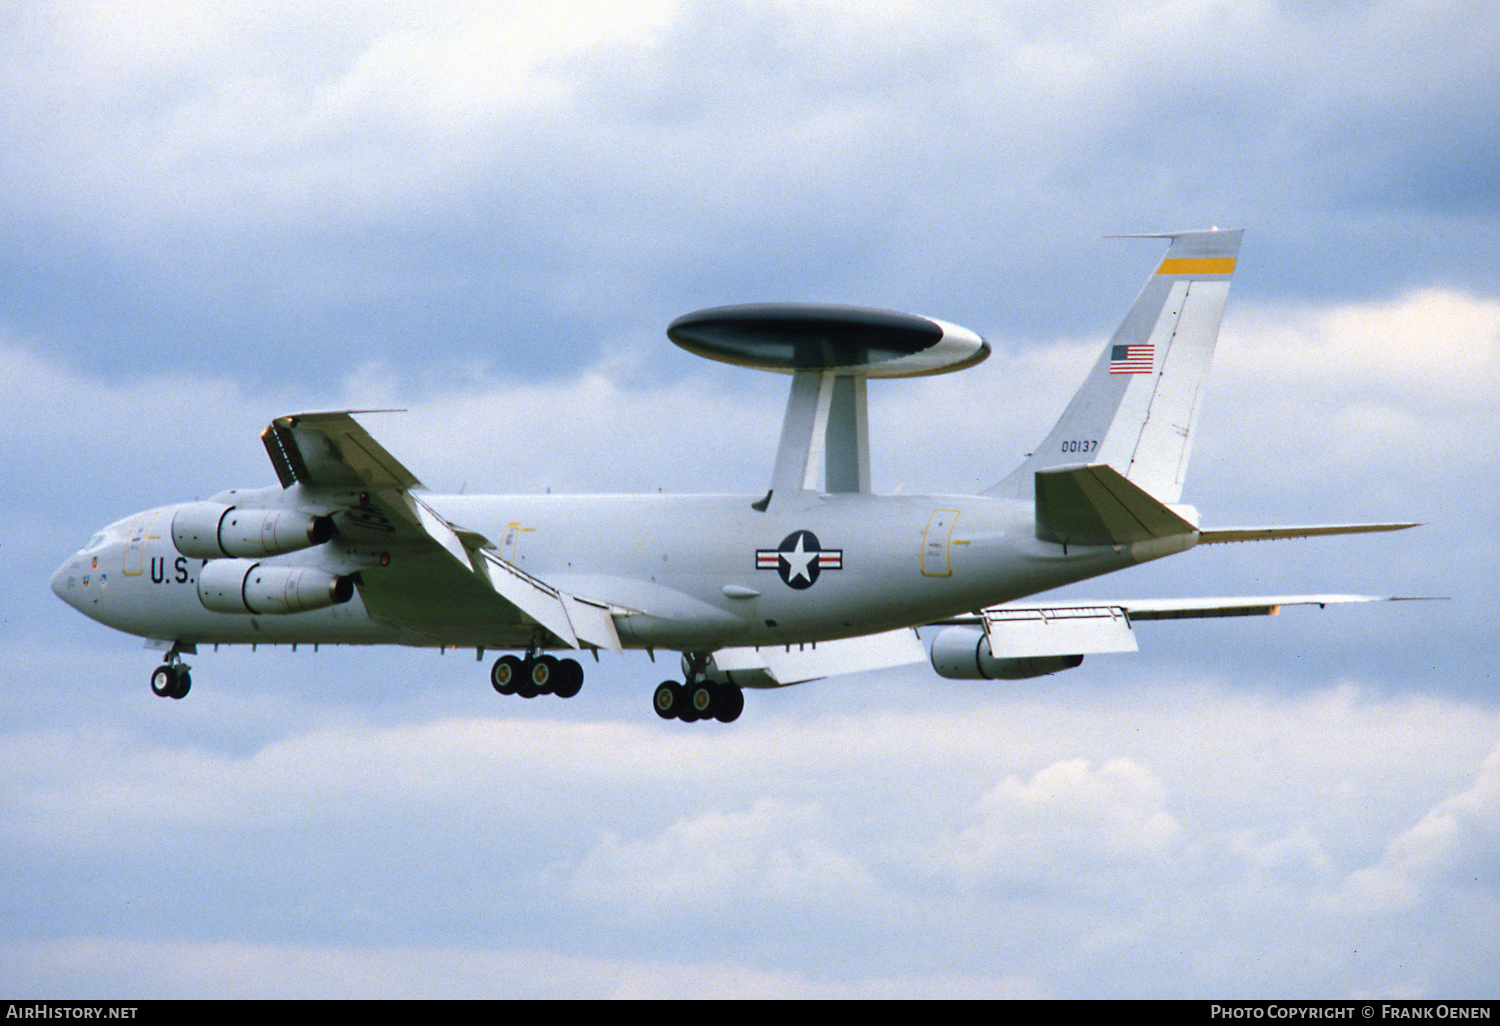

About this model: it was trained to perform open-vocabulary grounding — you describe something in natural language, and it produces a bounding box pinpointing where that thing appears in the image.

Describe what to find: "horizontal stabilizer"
[1198,523,1421,544]
[1035,463,1196,546]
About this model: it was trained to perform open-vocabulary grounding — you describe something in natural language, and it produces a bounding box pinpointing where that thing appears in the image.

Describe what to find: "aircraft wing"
[935,594,1423,659]
[703,594,1420,688]
[262,411,423,491]
[1197,524,1421,544]
[258,411,623,652]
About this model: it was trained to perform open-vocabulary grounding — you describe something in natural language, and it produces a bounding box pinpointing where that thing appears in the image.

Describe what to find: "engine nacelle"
[173,503,333,560]
[197,558,354,615]
[929,626,1085,680]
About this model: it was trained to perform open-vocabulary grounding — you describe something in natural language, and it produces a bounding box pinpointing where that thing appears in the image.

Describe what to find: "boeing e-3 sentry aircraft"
[51,229,1419,722]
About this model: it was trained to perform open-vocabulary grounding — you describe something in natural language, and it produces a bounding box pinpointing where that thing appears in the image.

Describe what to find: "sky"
[2,0,1498,999]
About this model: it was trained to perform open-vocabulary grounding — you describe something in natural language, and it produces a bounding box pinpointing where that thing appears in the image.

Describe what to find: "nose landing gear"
[149,645,192,700]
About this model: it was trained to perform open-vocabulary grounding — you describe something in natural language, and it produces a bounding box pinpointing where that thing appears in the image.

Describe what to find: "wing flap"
[472,550,624,652]
[983,605,1138,657]
[472,550,578,647]
[710,628,926,686]
[563,593,625,653]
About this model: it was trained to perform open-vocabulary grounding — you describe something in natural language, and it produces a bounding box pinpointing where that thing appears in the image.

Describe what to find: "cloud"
[0,936,1041,999]
[1324,740,1500,916]
[3,1,682,229]
[565,796,882,914]
[5,1,1500,388]
[17,281,1484,503]
[929,757,1182,890]
[4,671,1499,996]
[1195,287,1500,517]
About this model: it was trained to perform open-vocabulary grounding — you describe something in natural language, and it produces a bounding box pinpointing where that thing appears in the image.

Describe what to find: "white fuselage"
[51,488,1189,654]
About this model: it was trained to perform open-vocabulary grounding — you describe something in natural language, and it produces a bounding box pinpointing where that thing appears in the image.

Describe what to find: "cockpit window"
[84,533,108,551]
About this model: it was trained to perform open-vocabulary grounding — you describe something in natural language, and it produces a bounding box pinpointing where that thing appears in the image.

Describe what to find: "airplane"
[50,228,1421,722]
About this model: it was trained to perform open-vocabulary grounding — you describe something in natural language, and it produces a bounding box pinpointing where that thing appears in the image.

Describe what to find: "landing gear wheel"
[531,655,558,694]
[553,658,584,699]
[515,656,541,699]
[491,655,523,695]
[151,664,191,699]
[653,681,681,720]
[688,683,715,720]
[678,686,703,722]
[713,685,744,723]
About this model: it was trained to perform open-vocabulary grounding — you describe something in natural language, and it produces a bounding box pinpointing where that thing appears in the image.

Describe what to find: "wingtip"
[1104,227,1244,240]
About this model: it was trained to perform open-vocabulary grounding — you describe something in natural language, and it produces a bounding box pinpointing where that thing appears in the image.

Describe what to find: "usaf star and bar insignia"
[756,530,843,589]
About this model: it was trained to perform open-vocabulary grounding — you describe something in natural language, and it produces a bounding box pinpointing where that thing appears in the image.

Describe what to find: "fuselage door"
[123,511,159,577]
[500,522,522,562]
[921,509,959,577]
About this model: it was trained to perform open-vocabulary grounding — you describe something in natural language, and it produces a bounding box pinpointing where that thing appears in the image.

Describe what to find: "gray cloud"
[4,1,1499,388]
[3,661,1497,996]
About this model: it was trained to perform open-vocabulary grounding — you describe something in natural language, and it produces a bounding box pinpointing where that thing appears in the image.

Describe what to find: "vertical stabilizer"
[990,229,1241,503]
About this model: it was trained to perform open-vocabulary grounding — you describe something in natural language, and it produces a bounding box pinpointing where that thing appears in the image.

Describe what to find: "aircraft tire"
[553,658,583,699]
[150,665,174,698]
[531,656,556,695]
[678,685,702,722]
[169,666,191,700]
[491,655,522,695]
[713,685,744,723]
[653,681,679,719]
[688,684,715,720]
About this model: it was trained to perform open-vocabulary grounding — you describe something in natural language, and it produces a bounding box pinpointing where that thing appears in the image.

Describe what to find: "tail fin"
[990,229,1242,503]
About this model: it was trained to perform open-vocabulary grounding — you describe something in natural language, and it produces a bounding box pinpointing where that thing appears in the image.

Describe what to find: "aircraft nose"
[51,554,82,609]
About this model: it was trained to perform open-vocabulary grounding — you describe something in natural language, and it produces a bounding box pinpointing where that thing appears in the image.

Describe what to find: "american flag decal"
[1109,342,1154,375]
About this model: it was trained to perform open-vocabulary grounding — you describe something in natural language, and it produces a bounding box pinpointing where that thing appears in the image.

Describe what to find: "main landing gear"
[490,653,584,700]
[652,680,744,723]
[149,646,191,700]
[653,654,744,722]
